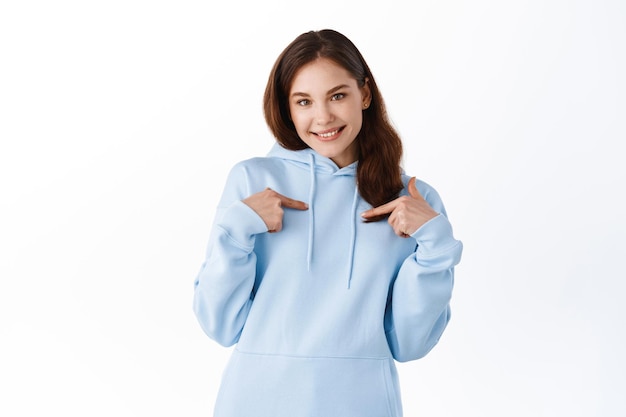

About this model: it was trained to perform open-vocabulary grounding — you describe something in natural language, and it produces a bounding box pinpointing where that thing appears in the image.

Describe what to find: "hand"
[360,177,438,238]
[243,188,308,233]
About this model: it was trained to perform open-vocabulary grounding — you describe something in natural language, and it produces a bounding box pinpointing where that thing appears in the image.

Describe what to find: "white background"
[1,0,625,416]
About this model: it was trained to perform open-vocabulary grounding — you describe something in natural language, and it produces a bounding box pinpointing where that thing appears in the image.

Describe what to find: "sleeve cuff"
[216,200,268,247]
[410,214,461,257]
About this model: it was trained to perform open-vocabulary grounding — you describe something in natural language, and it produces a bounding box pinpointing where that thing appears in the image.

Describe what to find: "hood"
[267,144,360,288]
[267,143,358,176]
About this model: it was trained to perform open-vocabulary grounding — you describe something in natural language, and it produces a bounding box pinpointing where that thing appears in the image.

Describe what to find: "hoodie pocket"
[214,350,401,417]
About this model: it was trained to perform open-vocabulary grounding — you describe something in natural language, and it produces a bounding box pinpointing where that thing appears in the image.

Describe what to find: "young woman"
[193,29,463,417]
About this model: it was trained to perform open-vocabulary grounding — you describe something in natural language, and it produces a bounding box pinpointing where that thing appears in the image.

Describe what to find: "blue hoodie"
[193,144,463,417]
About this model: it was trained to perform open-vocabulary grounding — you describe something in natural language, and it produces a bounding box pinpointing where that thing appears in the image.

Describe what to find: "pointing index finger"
[360,200,398,219]
[276,193,309,211]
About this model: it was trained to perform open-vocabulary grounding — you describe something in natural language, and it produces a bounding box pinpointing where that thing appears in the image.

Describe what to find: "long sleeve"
[193,166,268,347]
[385,187,463,363]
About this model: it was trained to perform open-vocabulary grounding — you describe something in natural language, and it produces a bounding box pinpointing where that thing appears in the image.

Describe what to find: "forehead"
[289,58,357,93]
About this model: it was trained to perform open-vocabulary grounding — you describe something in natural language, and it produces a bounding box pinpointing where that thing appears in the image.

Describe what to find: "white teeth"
[318,129,339,138]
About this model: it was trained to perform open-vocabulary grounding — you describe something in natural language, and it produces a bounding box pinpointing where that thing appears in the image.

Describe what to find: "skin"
[288,58,370,169]
[243,188,308,233]
[243,60,438,237]
[361,177,438,237]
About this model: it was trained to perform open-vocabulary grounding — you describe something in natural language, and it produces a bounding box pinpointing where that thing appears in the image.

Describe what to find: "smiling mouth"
[315,127,344,139]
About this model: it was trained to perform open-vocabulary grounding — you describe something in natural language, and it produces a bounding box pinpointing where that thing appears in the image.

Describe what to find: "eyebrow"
[290,84,351,98]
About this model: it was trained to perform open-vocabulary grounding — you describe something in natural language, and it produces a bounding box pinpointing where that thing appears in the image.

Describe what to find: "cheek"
[344,102,363,122]
[290,112,309,133]
[348,109,363,130]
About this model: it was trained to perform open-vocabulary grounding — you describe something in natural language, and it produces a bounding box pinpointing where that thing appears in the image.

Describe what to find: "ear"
[361,77,372,109]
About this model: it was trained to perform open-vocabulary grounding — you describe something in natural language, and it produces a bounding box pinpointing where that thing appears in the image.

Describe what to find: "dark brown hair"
[264,29,404,219]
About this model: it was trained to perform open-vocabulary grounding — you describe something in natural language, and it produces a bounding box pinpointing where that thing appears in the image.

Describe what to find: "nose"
[314,102,334,125]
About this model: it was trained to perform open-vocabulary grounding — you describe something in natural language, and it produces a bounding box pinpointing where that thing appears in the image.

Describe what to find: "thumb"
[408,177,422,199]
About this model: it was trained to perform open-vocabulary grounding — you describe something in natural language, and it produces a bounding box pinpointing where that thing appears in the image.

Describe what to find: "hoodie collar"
[267,143,357,176]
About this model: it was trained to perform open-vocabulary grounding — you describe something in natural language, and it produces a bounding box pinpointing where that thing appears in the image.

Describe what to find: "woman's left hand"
[360,177,438,238]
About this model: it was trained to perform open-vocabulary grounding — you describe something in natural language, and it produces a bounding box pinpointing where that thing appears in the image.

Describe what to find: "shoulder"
[226,156,286,180]
[231,156,280,171]
[216,157,278,206]
[400,173,439,197]
[220,155,299,204]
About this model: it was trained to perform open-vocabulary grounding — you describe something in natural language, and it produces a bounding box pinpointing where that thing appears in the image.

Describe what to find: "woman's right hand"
[242,188,308,233]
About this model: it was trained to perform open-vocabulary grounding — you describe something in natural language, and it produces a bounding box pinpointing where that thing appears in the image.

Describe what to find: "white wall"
[1,1,624,415]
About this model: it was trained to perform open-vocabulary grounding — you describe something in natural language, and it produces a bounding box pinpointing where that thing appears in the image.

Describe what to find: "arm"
[385,212,462,362]
[192,165,268,347]
[362,177,463,362]
[192,163,308,347]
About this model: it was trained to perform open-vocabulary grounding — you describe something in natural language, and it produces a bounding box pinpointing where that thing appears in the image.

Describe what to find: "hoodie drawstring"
[306,152,358,289]
[346,186,359,289]
[307,153,316,271]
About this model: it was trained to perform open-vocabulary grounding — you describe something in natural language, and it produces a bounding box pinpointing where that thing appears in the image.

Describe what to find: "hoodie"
[193,144,463,417]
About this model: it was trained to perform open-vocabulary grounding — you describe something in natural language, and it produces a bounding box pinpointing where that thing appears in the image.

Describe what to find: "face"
[288,58,370,168]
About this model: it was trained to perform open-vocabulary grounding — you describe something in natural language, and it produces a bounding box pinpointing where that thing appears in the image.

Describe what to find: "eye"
[331,93,345,101]
[296,99,311,106]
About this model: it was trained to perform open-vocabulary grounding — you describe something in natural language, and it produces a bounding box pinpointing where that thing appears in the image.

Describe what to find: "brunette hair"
[263,29,404,218]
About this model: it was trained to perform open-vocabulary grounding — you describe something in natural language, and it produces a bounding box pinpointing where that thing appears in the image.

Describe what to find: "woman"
[193,29,463,417]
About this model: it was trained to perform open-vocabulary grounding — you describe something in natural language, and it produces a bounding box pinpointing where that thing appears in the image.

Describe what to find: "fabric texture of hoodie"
[193,144,463,417]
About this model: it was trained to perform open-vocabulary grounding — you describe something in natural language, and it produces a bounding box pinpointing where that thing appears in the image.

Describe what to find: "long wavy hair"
[264,29,404,220]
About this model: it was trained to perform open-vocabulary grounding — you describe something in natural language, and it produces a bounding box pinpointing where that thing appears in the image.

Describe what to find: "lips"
[314,126,344,140]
